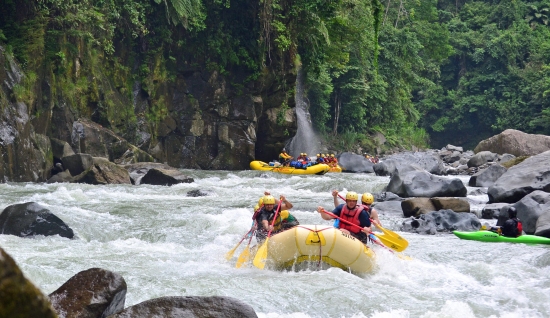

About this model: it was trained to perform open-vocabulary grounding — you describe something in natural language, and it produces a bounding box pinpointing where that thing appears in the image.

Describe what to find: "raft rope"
[297,226,333,268]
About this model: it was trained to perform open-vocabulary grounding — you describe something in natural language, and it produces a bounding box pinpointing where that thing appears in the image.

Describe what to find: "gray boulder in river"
[488,150,550,203]
[373,151,445,176]
[474,129,550,156]
[336,152,374,173]
[497,191,550,235]
[386,167,467,198]
[401,210,481,235]
[0,202,74,238]
[106,296,258,318]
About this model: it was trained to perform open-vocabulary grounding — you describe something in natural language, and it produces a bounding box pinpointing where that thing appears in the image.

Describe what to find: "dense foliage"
[1,0,549,152]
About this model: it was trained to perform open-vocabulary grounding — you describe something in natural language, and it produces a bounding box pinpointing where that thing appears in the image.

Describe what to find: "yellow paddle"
[322,209,408,252]
[225,225,253,260]
[253,200,283,269]
[236,230,255,268]
[337,193,409,250]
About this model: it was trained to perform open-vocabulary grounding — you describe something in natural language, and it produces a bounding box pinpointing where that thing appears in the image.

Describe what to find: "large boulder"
[78,157,132,185]
[371,201,403,215]
[71,119,154,163]
[336,152,374,173]
[488,150,550,203]
[0,247,58,318]
[481,203,509,219]
[140,168,194,186]
[124,162,175,185]
[373,151,445,176]
[430,197,470,212]
[401,210,481,235]
[50,137,75,161]
[386,169,467,198]
[0,202,74,238]
[62,153,94,176]
[474,129,550,156]
[497,191,550,234]
[107,296,258,318]
[49,268,126,318]
[467,151,498,168]
[401,198,436,217]
[468,164,507,187]
[535,211,550,238]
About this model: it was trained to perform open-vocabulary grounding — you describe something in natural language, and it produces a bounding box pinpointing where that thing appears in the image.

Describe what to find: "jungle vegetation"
[1,0,549,152]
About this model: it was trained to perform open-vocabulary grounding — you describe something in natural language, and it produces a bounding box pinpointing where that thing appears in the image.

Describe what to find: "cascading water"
[288,67,321,158]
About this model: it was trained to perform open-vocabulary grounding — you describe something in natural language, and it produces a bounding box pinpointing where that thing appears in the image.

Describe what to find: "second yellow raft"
[250,161,330,175]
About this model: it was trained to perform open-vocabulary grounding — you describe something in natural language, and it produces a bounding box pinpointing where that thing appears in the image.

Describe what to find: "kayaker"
[317,191,372,244]
[487,207,523,237]
[255,194,296,242]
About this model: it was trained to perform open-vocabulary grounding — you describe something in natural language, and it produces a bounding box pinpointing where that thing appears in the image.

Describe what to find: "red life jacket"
[516,219,523,236]
[339,204,364,234]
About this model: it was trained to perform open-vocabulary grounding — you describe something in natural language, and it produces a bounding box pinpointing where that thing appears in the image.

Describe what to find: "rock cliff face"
[0,36,297,181]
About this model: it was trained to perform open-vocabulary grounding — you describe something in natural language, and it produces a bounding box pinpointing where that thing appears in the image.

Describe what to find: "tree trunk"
[383,0,391,26]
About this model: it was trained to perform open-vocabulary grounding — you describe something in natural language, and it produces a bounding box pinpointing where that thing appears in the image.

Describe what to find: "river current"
[0,171,549,318]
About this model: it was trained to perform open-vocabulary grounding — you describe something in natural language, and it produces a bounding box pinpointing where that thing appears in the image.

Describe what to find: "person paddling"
[487,207,523,237]
[331,190,382,228]
[317,191,372,244]
[255,194,296,243]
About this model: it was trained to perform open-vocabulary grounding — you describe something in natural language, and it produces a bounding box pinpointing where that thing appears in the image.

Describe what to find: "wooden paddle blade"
[373,233,408,252]
[235,246,251,268]
[253,239,269,269]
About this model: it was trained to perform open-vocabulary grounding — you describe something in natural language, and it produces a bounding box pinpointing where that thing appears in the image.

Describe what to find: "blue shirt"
[332,204,371,228]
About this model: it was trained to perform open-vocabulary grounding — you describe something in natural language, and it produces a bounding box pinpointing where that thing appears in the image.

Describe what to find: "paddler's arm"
[317,206,336,220]
[332,190,339,208]
[279,195,293,210]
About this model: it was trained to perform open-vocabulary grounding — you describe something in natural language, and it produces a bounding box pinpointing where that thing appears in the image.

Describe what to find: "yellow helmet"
[254,204,260,211]
[263,195,276,205]
[331,154,335,157]
[317,153,321,157]
[362,193,374,205]
[304,153,307,156]
[258,197,264,206]
[345,191,358,201]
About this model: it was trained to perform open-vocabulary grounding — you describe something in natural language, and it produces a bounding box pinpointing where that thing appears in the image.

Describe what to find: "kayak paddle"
[321,209,408,252]
[253,199,282,269]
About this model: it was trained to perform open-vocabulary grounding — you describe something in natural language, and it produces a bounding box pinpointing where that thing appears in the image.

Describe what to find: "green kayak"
[453,230,550,245]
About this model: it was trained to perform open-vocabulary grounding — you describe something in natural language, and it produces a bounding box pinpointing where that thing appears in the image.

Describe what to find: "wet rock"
[401,209,481,235]
[374,151,445,176]
[46,170,73,183]
[50,137,75,161]
[374,192,403,202]
[124,162,175,185]
[0,202,74,238]
[488,150,550,203]
[77,157,132,185]
[0,247,58,318]
[107,296,257,318]
[401,198,436,217]
[386,169,467,198]
[535,211,550,238]
[49,268,126,318]
[337,152,374,173]
[430,197,470,212]
[498,153,515,164]
[140,168,194,186]
[62,153,93,176]
[468,188,487,196]
[372,201,404,215]
[187,189,209,197]
[481,203,509,219]
[467,151,498,168]
[468,164,507,187]
[474,129,550,156]
[497,191,550,234]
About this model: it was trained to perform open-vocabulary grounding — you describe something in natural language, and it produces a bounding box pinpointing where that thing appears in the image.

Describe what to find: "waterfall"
[288,67,321,158]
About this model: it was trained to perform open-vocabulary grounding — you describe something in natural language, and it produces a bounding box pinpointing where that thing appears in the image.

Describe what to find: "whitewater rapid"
[0,171,548,318]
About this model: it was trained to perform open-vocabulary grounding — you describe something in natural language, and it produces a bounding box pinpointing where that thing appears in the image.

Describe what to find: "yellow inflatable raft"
[262,224,376,274]
[250,161,330,175]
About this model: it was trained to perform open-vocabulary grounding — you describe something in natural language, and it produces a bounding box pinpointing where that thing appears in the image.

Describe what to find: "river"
[0,171,549,318]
